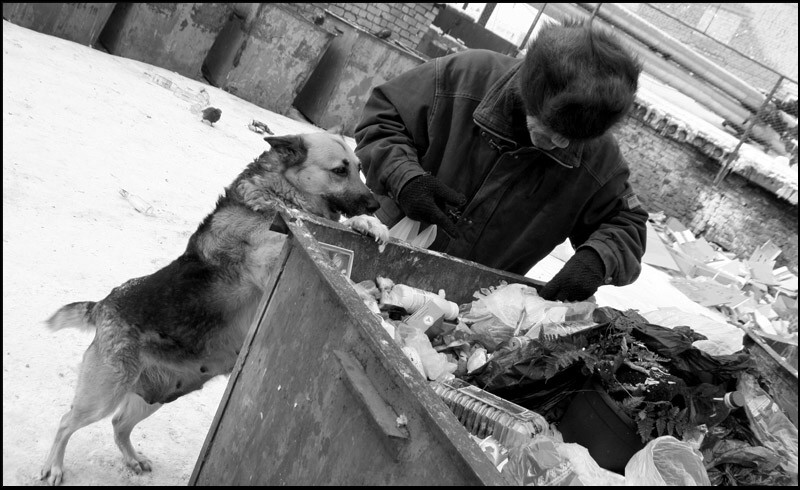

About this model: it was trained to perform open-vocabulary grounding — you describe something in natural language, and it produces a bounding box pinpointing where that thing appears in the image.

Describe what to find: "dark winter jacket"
[355,49,648,285]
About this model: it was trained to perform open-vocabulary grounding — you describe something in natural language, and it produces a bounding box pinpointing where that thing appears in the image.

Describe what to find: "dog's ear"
[264,135,308,167]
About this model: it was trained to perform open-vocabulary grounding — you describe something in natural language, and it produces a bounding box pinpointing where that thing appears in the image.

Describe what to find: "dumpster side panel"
[293,14,426,135]
[2,3,116,46]
[98,3,231,81]
[292,19,359,125]
[322,36,425,134]
[298,214,544,303]
[221,5,335,115]
[192,219,510,485]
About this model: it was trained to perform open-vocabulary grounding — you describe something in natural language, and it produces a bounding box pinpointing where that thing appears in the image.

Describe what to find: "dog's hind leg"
[112,393,162,474]
[40,341,131,486]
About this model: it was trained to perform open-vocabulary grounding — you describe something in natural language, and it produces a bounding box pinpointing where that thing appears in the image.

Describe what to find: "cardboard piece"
[642,221,681,271]
[671,277,749,308]
[707,259,747,278]
[669,246,746,287]
[665,217,695,244]
[750,239,782,264]
[773,267,799,294]
[772,295,798,321]
[747,260,779,286]
[678,237,718,263]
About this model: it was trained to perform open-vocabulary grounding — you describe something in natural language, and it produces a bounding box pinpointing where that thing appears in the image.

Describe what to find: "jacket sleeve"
[354,60,437,199]
[572,162,648,287]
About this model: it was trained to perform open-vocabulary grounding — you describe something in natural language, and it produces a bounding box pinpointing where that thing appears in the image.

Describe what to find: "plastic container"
[431,378,550,449]
[381,284,459,320]
[557,380,645,474]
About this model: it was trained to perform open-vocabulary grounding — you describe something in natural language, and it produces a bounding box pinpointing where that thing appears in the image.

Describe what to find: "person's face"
[526,115,570,150]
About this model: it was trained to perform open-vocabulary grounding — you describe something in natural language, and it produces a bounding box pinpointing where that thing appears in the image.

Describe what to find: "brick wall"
[282,3,438,50]
[616,115,798,273]
[627,3,797,94]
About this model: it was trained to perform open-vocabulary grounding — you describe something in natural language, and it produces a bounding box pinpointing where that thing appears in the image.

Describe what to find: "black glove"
[539,248,606,302]
[397,174,466,238]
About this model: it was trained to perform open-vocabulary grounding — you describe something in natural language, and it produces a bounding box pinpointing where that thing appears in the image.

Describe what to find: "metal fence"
[714,76,798,184]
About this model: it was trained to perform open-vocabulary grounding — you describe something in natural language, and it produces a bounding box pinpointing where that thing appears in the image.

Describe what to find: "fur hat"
[518,19,642,141]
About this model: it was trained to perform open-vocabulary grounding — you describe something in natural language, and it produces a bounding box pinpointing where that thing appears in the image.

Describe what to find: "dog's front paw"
[41,463,64,486]
[124,452,153,474]
[343,215,390,246]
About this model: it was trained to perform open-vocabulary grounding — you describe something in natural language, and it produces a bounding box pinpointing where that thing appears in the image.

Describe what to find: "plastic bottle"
[398,323,456,380]
[696,391,745,428]
[381,284,459,320]
[119,189,154,216]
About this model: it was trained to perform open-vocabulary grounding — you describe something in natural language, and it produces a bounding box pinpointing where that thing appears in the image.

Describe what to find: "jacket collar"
[473,62,585,168]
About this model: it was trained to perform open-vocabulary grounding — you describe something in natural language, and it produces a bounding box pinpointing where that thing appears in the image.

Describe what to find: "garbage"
[431,378,551,448]
[501,435,584,485]
[380,281,459,320]
[646,213,797,349]
[397,321,456,381]
[118,189,155,216]
[624,435,711,485]
[247,119,274,135]
[641,307,744,355]
[348,275,794,484]
[737,372,798,481]
[694,391,745,429]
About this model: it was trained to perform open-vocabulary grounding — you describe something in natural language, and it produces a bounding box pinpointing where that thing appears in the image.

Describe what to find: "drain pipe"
[542,3,752,126]
[575,3,765,112]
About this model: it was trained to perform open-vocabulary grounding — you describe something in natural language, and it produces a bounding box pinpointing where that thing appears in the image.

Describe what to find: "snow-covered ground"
[3,19,743,486]
[2,20,324,486]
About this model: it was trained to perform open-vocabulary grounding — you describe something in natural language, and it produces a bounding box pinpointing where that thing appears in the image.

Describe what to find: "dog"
[40,132,389,485]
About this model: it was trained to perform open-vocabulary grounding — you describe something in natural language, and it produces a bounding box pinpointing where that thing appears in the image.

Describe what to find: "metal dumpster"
[188,208,798,484]
[293,12,428,135]
[189,209,539,485]
[211,4,336,116]
[97,3,232,81]
[2,3,116,47]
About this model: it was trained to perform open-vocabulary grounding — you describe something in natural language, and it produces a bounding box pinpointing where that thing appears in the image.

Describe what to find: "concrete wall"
[617,114,798,273]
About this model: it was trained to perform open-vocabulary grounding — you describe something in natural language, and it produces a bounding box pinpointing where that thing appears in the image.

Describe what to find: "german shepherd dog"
[40,132,389,485]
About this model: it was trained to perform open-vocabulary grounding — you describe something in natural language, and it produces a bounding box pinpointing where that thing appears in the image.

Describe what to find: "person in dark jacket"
[354,19,648,302]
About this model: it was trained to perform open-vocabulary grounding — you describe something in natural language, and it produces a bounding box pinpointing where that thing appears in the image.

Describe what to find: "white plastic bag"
[624,436,711,486]
[500,434,624,485]
[556,441,626,485]
[467,283,595,333]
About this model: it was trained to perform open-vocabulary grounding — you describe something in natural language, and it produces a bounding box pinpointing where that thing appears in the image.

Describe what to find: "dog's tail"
[46,301,97,332]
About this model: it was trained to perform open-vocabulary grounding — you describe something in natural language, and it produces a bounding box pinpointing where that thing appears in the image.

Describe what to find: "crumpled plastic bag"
[501,434,624,486]
[624,436,711,486]
[501,435,583,486]
[557,440,626,485]
[642,307,745,355]
[464,283,595,337]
